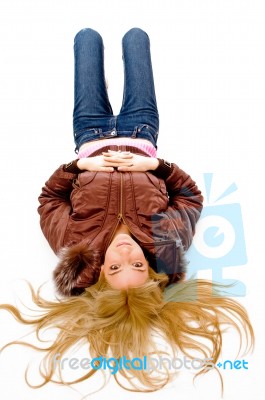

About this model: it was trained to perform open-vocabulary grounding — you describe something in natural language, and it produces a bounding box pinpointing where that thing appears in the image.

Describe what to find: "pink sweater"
[78,138,157,158]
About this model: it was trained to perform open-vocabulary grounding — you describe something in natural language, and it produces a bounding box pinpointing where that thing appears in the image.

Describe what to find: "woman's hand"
[77,150,159,172]
[76,151,136,172]
[103,150,159,172]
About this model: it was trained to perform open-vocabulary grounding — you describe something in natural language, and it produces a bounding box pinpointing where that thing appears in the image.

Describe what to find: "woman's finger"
[103,157,134,164]
[100,166,114,172]
[117,166,135,171]
[102,151,133,159]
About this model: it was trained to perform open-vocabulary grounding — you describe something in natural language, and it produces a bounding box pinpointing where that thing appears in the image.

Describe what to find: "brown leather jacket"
[38,154,203,295]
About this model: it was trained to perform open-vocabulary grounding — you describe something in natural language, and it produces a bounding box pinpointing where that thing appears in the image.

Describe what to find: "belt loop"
[132,126,138,138]
[98,128,105,138]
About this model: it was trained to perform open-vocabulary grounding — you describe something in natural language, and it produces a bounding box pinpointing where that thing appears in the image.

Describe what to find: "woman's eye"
[133,262,143,268]
[110,265,119,270]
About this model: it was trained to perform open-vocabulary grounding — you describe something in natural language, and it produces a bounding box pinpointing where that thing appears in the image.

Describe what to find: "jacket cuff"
[151,158,174,179]
[63,159,83,174]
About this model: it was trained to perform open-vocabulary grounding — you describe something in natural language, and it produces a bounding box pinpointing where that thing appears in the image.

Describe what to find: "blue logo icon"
[187,173,247,296]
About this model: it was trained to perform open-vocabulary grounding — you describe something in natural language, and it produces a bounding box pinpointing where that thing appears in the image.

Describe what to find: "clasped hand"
[77,150,159,172]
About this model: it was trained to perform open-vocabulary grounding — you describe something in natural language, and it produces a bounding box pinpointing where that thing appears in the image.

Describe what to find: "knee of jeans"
[74,28,103,45]
[122,28,149,46]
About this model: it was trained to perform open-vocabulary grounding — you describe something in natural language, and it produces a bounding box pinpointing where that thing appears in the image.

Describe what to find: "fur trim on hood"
[53,242,103,296]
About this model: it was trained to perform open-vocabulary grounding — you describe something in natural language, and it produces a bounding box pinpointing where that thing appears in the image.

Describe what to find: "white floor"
[0,1,264,399]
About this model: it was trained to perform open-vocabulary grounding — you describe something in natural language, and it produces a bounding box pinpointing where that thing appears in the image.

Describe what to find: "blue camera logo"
[187,173,247,296]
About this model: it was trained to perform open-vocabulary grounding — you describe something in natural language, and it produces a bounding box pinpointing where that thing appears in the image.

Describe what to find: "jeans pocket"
[74,128,101,151]
[74,128,98,140]
[133,124,158,145]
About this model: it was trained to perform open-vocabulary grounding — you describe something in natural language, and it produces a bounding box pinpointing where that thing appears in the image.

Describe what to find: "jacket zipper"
[119,171,123,221]
[107,172,132,247]
[106,173,124,246]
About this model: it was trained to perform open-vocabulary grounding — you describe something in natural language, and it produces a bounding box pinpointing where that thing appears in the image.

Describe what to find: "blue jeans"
[73,28,159,152]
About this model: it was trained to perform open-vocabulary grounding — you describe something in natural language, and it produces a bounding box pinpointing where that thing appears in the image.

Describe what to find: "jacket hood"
[53,242,103,296]
[140,239,188,282]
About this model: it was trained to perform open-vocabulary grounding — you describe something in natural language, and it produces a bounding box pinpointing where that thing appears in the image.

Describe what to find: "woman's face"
[102,234,149,289]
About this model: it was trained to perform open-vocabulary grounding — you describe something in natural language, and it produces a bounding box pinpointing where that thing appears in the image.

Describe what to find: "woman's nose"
[118,245,131,253]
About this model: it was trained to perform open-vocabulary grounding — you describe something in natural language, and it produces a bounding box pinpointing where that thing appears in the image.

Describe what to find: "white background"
[0,0,264,399]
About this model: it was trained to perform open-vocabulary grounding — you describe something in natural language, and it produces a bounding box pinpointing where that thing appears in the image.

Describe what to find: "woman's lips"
[116,241,132,247]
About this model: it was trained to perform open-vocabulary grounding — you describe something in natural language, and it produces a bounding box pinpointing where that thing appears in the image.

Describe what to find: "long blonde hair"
[0,269,254,394]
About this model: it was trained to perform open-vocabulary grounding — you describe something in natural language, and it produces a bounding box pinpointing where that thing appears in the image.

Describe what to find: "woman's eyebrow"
[108,269,146,276]
[108,270,122,276]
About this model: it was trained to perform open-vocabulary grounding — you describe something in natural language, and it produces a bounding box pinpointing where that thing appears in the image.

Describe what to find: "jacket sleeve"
[163,163,203,251]
[38,165,78,254]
